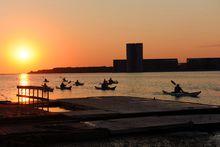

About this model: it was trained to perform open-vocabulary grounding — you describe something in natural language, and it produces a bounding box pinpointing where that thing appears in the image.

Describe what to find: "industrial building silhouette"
[113,43,220,72]
[126,43,143,72]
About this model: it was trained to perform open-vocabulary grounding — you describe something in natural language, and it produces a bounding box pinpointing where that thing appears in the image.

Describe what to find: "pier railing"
[17,86,51,105]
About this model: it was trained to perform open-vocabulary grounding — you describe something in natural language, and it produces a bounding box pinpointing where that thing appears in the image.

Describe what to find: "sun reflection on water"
[19,73,29,86]
[18,73,30,103]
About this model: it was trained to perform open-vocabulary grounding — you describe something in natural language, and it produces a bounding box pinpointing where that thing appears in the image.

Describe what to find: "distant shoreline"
[28,66,220,74]
[28,66,114,74]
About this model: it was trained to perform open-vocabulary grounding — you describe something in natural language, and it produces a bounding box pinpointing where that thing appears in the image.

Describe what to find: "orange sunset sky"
[0,0,220,74]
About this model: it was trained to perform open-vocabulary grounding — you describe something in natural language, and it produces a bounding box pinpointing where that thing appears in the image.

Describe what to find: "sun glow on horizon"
[4,38,41,73]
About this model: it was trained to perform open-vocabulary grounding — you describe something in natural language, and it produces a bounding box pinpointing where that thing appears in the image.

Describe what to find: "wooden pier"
[17,85,52,105]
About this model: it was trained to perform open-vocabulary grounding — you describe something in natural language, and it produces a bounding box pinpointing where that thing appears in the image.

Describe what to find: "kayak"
[42,85,54,92]
[56,86,72,90]
[95,86,116,91]
[43,87,54,92]
[163,90,201,97]
[74,83,84,86]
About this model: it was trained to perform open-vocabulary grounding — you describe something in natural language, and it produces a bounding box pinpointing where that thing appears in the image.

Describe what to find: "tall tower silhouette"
[126,43,143,72]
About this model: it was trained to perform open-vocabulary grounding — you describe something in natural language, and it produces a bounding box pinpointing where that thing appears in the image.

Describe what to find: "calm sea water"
[0,71,220,105]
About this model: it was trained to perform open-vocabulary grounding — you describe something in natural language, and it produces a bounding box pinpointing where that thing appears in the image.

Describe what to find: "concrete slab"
[62,110,117,117]
[1,96,220,146]
[59,96,217,115]
[84,114,220,134]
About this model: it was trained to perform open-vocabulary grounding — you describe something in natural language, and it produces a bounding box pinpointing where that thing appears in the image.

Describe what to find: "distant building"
[143,59,178,72]
[187,58,220,71]
[113,43,220,72]
[126,43,143,72]
[113,60,127,72]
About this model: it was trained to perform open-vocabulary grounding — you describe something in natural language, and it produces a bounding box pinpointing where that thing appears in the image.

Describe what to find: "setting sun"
[4,38,41,73]
[18,48,30,60]
[8,40,38,64]
[13,45,34,63]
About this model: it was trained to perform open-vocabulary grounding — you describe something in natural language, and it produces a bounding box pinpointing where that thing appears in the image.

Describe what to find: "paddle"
[171,80,177,86]
[66,81,72,85]
[171,80,186,93]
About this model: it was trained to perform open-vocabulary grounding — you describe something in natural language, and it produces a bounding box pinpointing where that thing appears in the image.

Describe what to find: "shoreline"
[28,70,220,74]
[1,70,219,75]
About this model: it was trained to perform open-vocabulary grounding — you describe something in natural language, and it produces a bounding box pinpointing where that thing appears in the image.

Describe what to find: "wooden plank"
[16,95,49,101]
[17,85,45,90]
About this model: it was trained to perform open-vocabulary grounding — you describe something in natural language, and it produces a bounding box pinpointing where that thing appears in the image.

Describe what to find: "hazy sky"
[0,0,220,73]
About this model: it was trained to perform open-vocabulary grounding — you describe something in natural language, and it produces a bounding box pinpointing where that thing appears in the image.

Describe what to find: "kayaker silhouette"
[174,84,184,93]
[60,82,66,89]
[109,78,113,84]
[42,83,48,88]
[63,78,68,82]
[102,79,108,89]
[44,78,49,82]
[75,80,79,84]
[75,80,81,86]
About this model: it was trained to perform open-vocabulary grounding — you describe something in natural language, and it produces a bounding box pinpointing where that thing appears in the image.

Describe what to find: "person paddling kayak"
[174,84,184,93]
[171,80,184,93]
[74,80,84,86]
[60,82,67,89]
[63,78,69,82]
[108,78,118,85]
[44,78,49,82]
[42,83,48,88]
[101,79,108,89]
[108,78,113,84]
[75,80,81,85]
[163,80,201,97]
